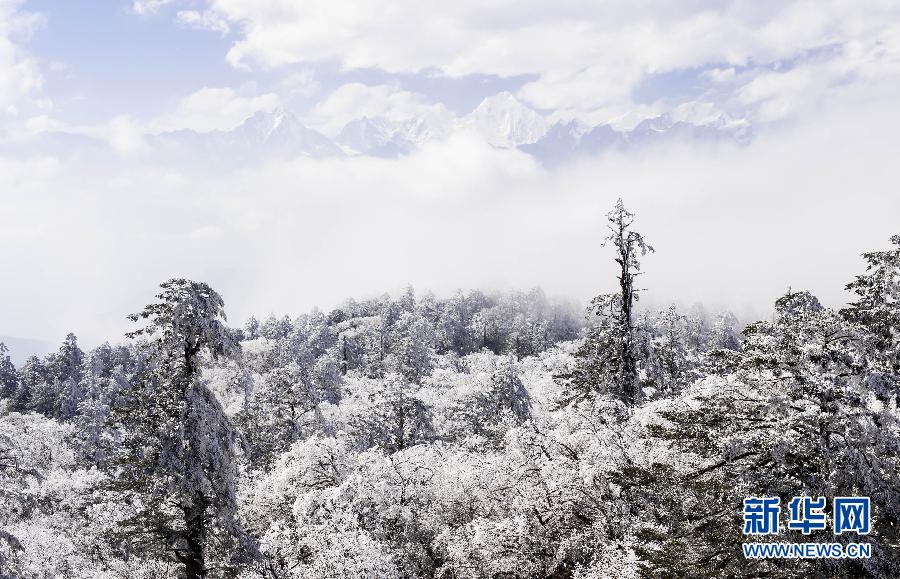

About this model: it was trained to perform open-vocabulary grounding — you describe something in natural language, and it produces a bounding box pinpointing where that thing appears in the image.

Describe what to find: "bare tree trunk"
[181,350,208,579]
[182,499,209,579]
[617,220,639,404]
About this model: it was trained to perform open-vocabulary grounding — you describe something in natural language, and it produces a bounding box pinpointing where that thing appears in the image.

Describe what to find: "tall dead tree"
[561,198,654,405]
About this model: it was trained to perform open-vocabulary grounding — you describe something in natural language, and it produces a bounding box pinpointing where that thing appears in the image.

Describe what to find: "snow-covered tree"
[643,305,700,397]
[562,199,653,406]
[842,233,900,402]
[435,291,476,355]
[11,356,47,414]
[52,333,86,420]
[445,355,532,444]
[0,343,17,400]
[344,373,435,452]
[388,311,436,383]
[238,361,338,468]
[633,290,900,577]
[1,230,896,578]
[108,279,252,579]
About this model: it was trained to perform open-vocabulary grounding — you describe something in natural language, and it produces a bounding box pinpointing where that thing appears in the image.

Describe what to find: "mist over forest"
[1,201,898,578]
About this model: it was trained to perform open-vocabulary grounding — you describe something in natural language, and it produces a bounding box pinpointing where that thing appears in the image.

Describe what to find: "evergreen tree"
[53,333,85,420]
[632,290,900,578]
[436,291,476,355]
[388,311,435,383]
[0,343,17,399]
[53,333,85,384]
[10,356,46,413]
[842,233,900,402]
[107,279,252,579]
[447,355,532,443]
[645,304,697,397]
[243,316,261,340]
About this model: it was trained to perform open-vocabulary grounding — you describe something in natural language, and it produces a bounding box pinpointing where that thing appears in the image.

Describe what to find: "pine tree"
[10,356,46,413]
[54,333,85,420]
[0,343,17,399]
[842,233,900,402]
[632,290,900,577]
[107,279,252,579]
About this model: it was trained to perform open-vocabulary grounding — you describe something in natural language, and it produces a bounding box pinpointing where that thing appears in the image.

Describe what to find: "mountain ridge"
[14,95,754,165]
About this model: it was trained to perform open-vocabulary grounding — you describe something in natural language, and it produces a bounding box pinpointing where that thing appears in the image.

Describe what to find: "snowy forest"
[1,200,898,579]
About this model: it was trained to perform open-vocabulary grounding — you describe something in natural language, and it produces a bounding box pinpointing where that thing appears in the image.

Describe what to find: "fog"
[2,97,899,360]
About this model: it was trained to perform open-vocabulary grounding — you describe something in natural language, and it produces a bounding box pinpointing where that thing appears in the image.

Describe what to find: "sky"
[2,0,900,362]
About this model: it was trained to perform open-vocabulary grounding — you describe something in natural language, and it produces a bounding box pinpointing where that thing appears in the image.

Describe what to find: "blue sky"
[11,1,536,129]
[2,0,900,362]
[27,1,240,121]
[9,0,896,133]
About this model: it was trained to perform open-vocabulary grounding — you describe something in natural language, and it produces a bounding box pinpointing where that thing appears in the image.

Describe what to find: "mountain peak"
[474,90,521,109]
[467,91,548,147]
[236,107,304,139]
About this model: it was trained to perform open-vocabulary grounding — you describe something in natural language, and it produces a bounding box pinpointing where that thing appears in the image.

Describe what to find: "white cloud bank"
[307,83,454,136]
[170,0,900,121]
[4,1,900,356]
[0,1,44,114]
[2,91,899,348]
[148,86,281,133]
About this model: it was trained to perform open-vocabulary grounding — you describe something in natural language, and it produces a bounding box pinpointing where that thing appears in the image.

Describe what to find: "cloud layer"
[0,1,45,114]
[3,1,900,358]
[3,89,899,349]
[169,0,900,123]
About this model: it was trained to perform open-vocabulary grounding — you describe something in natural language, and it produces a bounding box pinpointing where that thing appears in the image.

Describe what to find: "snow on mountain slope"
[335,116,450,157]
[464,92,548,147]
[522,113,753,166]
[7,96,753,167]
[151,109,344,161]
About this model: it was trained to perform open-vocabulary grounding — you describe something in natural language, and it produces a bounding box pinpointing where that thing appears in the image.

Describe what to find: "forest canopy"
[1,202,898,579]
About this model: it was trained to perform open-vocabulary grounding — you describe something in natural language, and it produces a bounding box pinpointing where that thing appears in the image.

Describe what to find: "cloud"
[0,1,44,115]
[153,1,900,125]
[23,114,62,135]
[132,0,176,16]
[148,86,281,133]
[189,225,224,239]
[107,116,147,153]
[16,86,281,153]
[6,1,900,353]
[280,69,319,99]
[730,27,900,123]
[0,223,45,239]
[3,86,900,349]
[59,115,149,154]
[307,83,453,136]
[175,9,229,35]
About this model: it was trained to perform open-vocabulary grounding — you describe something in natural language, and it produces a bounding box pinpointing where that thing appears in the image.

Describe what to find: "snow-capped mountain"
[7,96,754,167]
[151,109,344,161]
[627,113,752,146]
[520,121,625,165]
[521,113,753,166]
[464,92,548,147]
[336,116,447,158]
